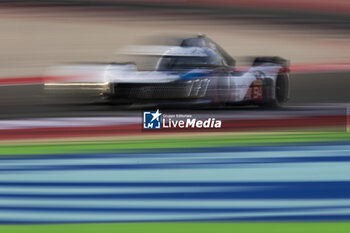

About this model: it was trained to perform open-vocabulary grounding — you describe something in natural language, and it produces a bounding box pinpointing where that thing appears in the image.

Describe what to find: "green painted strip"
[1,222,350,233]
[0,131,349,156]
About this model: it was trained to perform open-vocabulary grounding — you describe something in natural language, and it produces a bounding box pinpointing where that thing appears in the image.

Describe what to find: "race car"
[44,34,290,108]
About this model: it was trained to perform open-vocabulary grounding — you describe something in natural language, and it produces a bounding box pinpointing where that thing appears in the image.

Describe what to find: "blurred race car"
[45,34,289,107]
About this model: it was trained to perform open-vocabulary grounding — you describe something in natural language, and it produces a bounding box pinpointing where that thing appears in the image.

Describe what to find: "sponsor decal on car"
[244,80,263,101]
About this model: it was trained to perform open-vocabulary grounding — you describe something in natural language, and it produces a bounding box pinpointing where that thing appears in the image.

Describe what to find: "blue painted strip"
[1,143,350,222]
[0,181,347,188]
[0,186,350,199]
[2,215,350,224]
[2,155,350,172]
[1,205,350,213]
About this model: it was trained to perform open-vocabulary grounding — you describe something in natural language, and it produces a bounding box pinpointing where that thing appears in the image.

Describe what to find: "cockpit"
[180,35,235,67]
[156,47,224,71]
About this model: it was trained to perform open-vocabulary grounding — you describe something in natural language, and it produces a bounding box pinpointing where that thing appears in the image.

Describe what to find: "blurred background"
[0,0,350,231]
[0,0,350,116]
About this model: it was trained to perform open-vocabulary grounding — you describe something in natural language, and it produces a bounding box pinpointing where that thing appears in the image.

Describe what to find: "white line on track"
[0,117,141,130]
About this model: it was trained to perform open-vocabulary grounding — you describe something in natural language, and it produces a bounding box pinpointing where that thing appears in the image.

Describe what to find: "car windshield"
[158,55,221,71]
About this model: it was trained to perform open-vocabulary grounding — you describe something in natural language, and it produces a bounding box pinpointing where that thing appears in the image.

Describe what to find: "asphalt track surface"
[0,71,349,119]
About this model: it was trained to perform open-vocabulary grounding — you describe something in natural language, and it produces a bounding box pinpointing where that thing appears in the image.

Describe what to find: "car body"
[45,35,290,107]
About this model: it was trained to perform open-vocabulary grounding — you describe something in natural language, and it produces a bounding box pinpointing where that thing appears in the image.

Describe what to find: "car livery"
[45,35,290,108]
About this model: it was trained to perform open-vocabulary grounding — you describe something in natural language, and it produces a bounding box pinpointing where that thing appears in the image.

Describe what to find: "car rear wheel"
[260,73,289,108]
